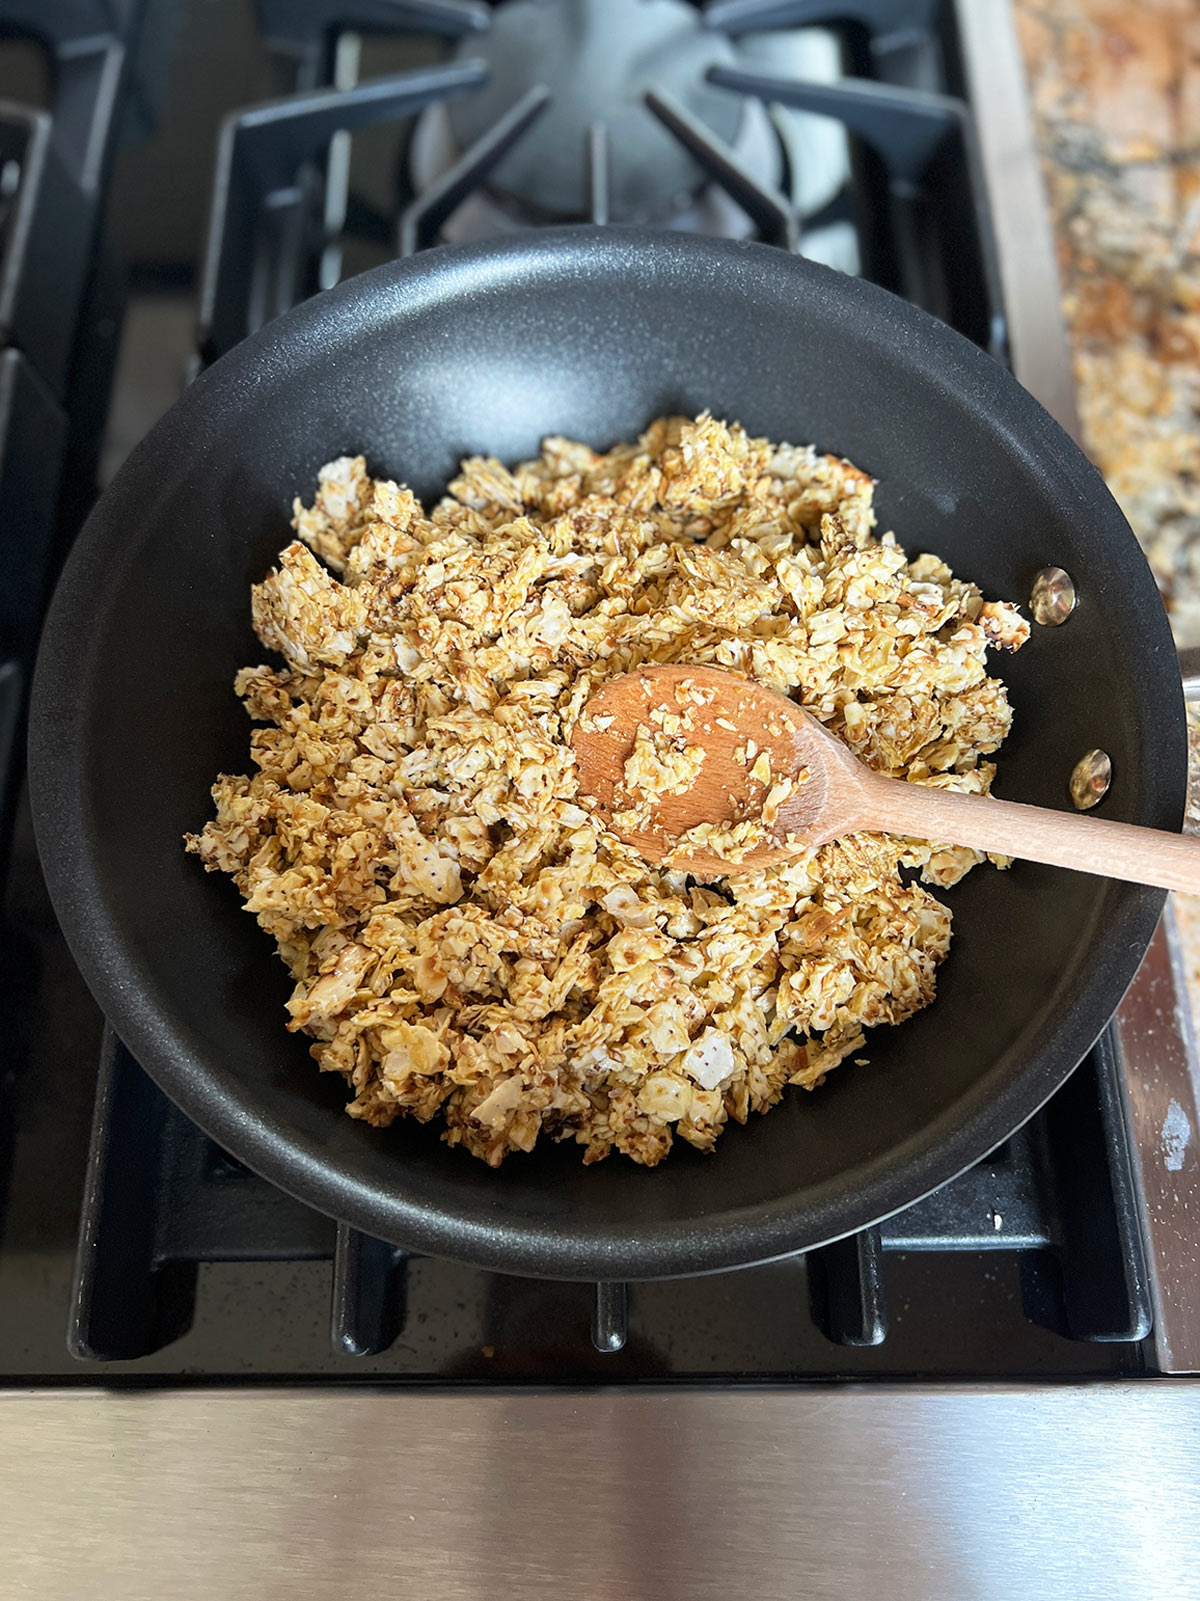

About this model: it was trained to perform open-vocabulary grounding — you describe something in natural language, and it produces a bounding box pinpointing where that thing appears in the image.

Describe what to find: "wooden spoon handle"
[856,776,1200,895]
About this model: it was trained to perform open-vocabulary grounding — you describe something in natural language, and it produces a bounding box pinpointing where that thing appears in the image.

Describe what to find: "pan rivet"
[1070,749,1112,810]
[1030,566,1076,625]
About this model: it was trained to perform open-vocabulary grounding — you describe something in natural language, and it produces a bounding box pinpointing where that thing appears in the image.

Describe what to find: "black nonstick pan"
[29,227,1186,1279]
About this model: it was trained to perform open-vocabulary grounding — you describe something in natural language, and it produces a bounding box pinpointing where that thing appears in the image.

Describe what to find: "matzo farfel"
[186,414,1028,1166]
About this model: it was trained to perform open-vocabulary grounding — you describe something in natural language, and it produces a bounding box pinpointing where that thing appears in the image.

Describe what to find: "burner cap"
[450,0,747,222]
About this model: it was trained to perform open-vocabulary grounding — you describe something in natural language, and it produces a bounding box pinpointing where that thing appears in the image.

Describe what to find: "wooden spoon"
[570,663,1200,891]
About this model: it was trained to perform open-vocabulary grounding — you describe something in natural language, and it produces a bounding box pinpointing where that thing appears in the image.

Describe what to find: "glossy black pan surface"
[29,228,1185,1278]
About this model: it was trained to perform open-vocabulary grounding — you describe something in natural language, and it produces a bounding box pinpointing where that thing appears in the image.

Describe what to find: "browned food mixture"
[185,415,1029,1166]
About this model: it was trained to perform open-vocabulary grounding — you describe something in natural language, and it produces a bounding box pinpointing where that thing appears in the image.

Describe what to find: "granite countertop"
[1016,0,1200,642]
[1016,0,1200,1013]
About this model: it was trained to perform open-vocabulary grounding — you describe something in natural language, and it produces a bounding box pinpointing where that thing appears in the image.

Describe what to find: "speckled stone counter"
[1016,1,1200,1017]
[1016,0,1200,642]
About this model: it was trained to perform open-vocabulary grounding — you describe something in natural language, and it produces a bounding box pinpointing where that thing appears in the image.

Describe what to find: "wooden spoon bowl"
[571,665,840,875]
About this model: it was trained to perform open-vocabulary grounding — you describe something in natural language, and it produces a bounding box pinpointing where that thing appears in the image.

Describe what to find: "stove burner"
[422,0,782,227]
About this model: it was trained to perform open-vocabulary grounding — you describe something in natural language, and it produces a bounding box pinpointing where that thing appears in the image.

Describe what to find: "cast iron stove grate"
[0,0,168,872]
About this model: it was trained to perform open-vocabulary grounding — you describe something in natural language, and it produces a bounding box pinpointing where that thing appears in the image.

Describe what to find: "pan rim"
[29,225,1184,1279]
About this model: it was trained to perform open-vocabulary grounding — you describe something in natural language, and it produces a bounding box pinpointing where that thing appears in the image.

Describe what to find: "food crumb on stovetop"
[185,413,1026,1167]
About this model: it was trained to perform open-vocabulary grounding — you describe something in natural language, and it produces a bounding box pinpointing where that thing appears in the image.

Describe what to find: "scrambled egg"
[186,415,1028,1166]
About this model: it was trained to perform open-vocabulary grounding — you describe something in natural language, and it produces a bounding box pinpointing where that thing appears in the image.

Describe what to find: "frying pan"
[29,228,1186,1280]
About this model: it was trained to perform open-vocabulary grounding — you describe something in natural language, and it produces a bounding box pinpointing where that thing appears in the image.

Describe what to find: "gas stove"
[4,4,1200,1590]
[1,0,1198,1450]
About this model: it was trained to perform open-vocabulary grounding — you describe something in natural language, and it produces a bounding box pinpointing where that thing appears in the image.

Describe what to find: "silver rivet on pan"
[1030,566,1076,625]
[1070,749,1112,810]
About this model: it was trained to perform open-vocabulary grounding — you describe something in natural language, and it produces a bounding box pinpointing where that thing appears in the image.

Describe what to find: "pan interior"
[31,229,1182,1277]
